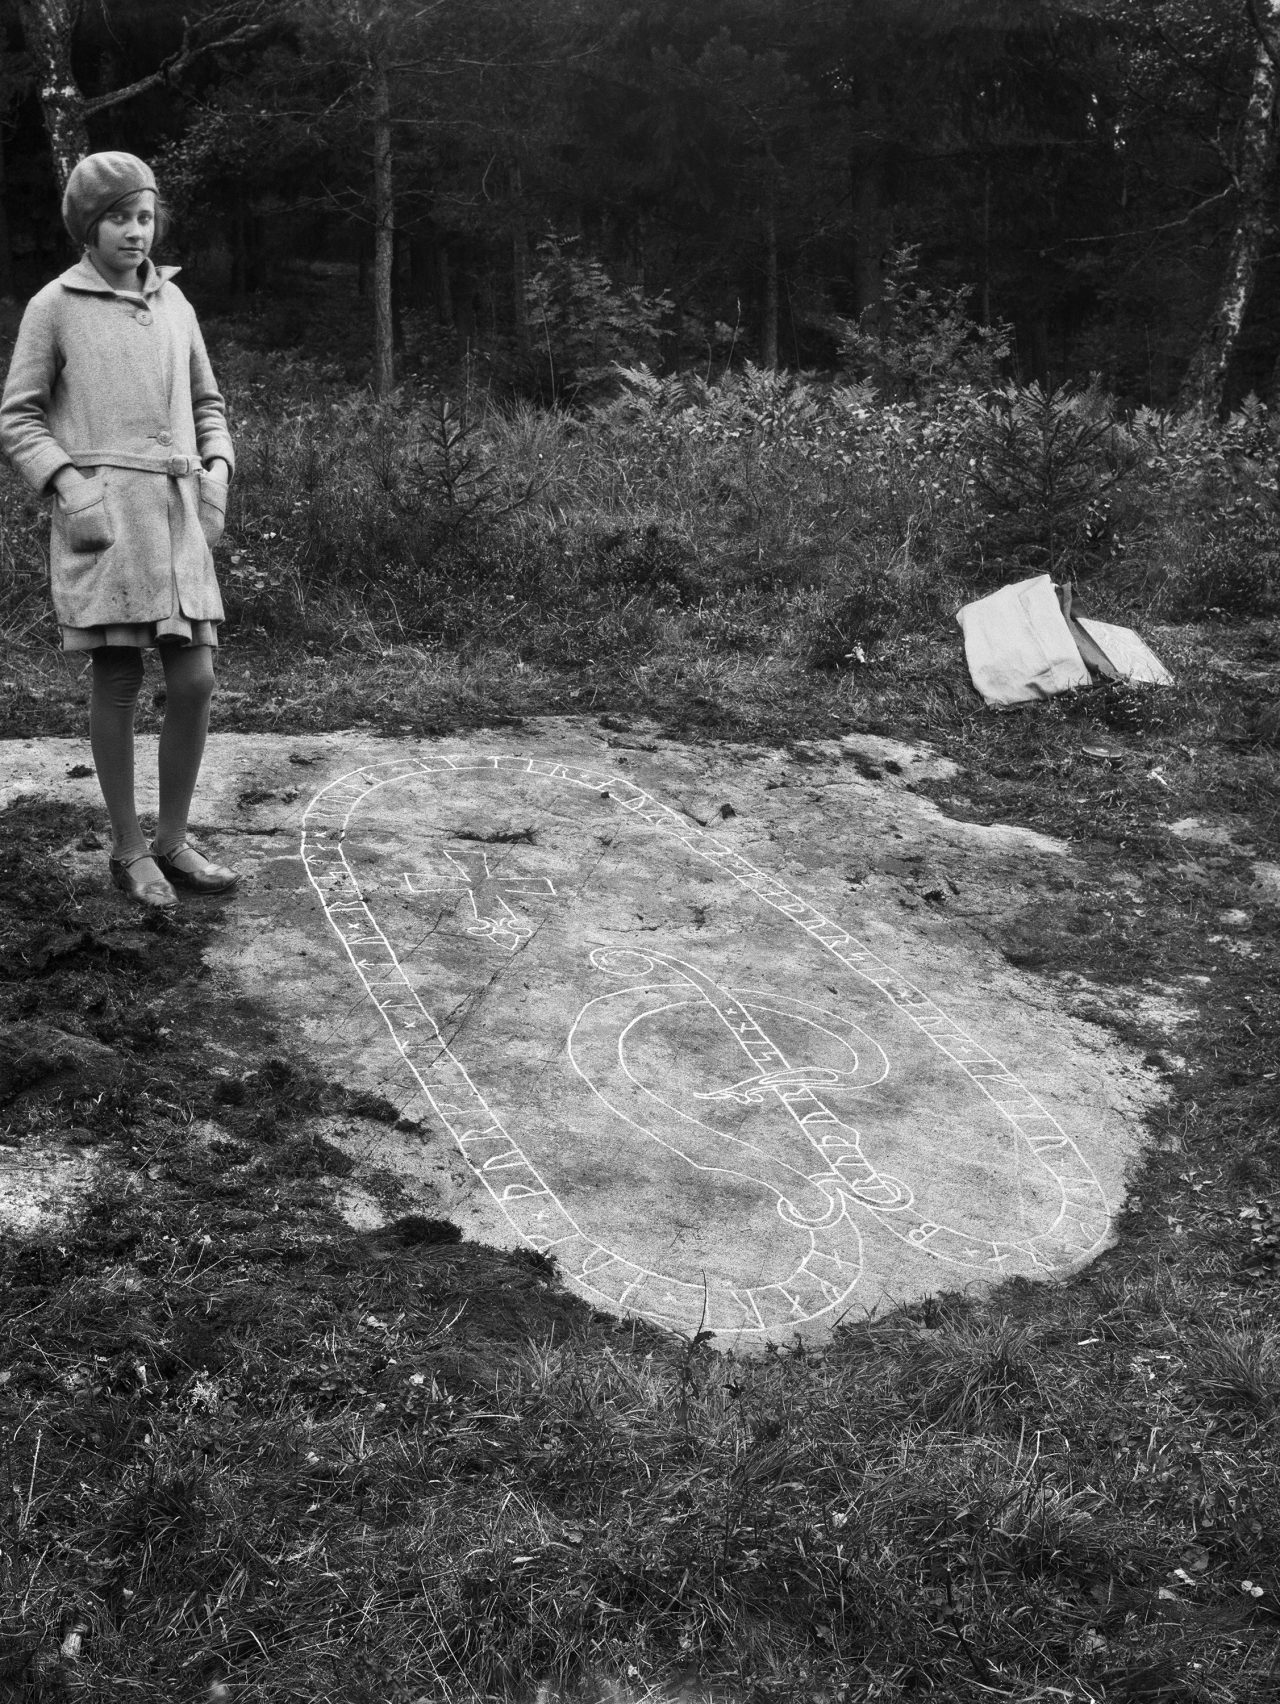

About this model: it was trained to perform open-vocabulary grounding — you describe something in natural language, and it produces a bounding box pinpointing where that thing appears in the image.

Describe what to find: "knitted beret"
[62,152,157,247]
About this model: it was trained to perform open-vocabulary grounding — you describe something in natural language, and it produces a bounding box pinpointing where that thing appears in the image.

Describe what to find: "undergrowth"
[3,340,1276,673]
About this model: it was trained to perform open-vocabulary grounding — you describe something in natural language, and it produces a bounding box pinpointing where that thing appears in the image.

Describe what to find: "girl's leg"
[153,642,215,856]
[89,646,149,860]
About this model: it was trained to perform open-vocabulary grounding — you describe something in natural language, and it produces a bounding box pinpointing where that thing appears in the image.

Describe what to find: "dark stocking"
[89,646,147,861]
[154,643,215,856]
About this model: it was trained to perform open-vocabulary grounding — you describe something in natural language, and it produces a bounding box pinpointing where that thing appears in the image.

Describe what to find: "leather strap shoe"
[152,842,241,895]
[109,852,178,912]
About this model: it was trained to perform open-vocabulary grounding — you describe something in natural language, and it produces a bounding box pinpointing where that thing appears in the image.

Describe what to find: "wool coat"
[0,256,235,630]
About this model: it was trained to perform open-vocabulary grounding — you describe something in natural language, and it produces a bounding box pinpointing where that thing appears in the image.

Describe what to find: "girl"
[1,150,239,911]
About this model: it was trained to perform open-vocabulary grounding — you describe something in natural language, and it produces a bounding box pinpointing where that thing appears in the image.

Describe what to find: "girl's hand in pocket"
[54,470,114,553]
[51,466,92,501]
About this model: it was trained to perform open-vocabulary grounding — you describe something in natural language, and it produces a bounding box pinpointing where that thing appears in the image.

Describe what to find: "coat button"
[156,431,173,446]
[135,310,152,325]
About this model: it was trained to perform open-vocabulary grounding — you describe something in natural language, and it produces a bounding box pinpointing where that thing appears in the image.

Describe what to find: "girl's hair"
[85,191,170,251]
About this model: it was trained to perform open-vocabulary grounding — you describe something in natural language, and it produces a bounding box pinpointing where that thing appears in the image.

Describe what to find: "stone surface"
[2,723,1163,1345]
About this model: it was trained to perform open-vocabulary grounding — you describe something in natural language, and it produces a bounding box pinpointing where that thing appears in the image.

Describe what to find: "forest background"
[4,0,1280,417]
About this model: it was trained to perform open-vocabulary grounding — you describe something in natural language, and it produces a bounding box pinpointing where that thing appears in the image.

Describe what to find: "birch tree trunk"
[371,49,395,398]
[16,0,89,193]
[17,0,271,205]
[1178,0,1280,413]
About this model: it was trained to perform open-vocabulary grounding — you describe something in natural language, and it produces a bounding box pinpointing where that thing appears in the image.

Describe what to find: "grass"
[1,309,1279,1699]
[2,641,1278,1700]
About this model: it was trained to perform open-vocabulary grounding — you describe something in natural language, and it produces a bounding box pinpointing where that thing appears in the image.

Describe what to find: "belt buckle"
[166,454,192,476]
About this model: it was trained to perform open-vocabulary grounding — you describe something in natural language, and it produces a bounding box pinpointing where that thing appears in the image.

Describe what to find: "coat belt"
[72,452,203,476]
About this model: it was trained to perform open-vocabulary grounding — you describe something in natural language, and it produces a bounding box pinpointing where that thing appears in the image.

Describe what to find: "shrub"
[835,244,1012,402]
[969,380,1139,585]
[1178,534,1280,620]
[524,238,671,405]
[1127,396,1280,618]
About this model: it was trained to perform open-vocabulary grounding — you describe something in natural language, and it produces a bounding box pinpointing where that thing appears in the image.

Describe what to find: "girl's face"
[87,190,156,288]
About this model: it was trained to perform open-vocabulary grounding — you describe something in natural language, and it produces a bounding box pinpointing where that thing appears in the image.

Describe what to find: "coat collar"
[58,255,181,297]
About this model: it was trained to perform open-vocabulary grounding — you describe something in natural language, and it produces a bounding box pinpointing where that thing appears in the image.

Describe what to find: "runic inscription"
[301,753,1114,1339]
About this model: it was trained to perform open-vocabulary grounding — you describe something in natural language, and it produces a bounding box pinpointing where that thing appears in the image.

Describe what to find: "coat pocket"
[197,470,228,550]
[56,475,114,554]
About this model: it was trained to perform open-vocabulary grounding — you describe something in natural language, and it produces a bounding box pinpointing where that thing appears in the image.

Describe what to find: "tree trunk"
[371,50,395,398]
[0,109,16,298]
[16,0,89,194]
[509,159,530,359]
[392,225,407,352]
[230,203,250,300]
[431,230,454,328]
[454,264,478,355]
[761,169,779,369]
[1178,3,1280,414]
[415,223,455,328]
[850,149,886,327]
[407,231,431,312]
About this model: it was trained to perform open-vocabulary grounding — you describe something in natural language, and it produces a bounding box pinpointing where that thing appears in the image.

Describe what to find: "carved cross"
[403,848,556,952]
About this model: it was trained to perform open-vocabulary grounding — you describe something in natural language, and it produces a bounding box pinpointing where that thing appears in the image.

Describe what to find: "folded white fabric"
[1075,617,1174,687]
[956,573,1174,704]
[956,574,1090,705]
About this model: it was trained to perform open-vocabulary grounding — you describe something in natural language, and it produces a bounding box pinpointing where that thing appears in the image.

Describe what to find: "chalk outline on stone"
[402,846,557,953]
[301,754,1112,1335]
[567,945,908,1227]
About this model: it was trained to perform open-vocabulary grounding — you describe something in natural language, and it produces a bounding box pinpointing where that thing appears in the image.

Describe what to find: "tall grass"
[2,344,1276,661]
